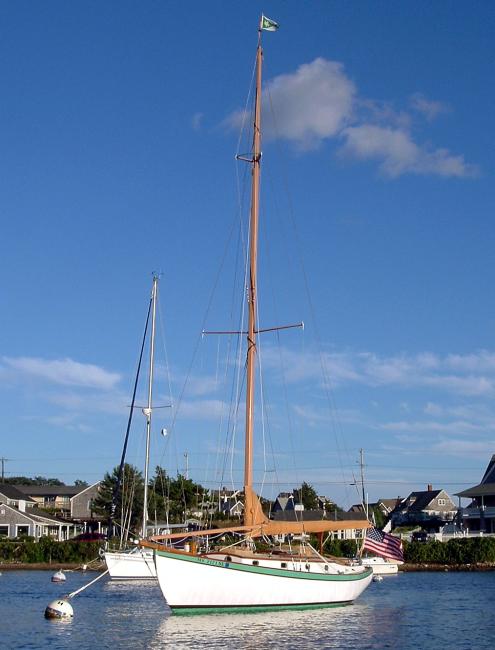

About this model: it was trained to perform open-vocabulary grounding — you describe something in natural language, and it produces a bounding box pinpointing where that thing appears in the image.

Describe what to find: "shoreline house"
[455,454,495,534]
[389,485,457,532]
[0,483,103,540]
[0,486,75,540]
[70,482,105,533]
[15,484,85,515]
[0,485,37,512]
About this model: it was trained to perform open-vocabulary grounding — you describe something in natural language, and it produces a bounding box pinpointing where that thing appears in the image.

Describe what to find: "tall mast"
[244,31,263,522]
[142,275,158,538]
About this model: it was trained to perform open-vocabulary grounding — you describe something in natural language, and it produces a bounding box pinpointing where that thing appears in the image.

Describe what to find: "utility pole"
[359,449,368,520]
[184,452,189,480]
[0,457,9,483]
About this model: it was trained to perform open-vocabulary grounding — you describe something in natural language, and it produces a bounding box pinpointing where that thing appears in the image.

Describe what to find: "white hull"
[361,556,401,575]
[154,549,372,612]
[104,548,157,579]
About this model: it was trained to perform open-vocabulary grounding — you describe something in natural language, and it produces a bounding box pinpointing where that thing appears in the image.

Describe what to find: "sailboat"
[104,275,160,579]
[355,449,403,575]
[142,17,373,612]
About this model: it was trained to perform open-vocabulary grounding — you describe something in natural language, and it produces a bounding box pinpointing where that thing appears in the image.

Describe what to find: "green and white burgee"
[260,15,279,31]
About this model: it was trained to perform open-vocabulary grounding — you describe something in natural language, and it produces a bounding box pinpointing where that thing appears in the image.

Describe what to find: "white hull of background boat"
[154,549,372,612]
[104,549,156,579]
[361,556,401,575]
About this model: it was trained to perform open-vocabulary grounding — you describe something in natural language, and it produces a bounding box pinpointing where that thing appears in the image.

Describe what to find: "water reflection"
[148,601,395,650]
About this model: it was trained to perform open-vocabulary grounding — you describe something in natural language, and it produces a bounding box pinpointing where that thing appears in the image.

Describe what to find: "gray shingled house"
[390,485,457,531]
[0,501,75,540]
[455,454,495,534]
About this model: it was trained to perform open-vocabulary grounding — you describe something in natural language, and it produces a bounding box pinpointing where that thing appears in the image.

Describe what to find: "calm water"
[1,569,495,649]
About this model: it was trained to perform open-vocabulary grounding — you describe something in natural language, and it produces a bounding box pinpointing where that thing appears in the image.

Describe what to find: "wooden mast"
[243,30,263,527]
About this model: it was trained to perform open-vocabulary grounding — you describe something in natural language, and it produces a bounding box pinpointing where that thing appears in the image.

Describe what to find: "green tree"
[293,482,319,510]
[149,467,206,523]
[93,464,144,533]
[34,476,65,486]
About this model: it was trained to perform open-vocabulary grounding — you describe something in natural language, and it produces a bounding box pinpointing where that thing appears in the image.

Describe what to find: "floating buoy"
[51,570,66,583]
[44,599,74,619]
[373,574,384,582]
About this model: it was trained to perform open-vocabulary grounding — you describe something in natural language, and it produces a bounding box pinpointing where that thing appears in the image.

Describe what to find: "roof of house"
[396,489,455,513]
[0,485,36,502]
[272,510,367,522]
[28,508,72,524]
[0,502,71,525]
[455,455,495,498]
[455,483,495,498]
[14,485,84,497]
[377,498,403,510]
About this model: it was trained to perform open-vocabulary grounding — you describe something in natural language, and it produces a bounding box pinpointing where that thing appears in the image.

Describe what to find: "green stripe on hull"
[155,549,372,582]
[171,601,354,616]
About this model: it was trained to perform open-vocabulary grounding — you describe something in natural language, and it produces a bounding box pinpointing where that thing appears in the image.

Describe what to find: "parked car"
[411,531,428,543]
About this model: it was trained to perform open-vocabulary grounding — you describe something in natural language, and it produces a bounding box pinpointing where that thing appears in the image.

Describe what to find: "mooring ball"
[51,570,66,582]
[44,599,74,619]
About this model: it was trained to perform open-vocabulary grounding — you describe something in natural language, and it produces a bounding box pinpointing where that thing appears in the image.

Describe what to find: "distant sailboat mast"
[142,275,158,539]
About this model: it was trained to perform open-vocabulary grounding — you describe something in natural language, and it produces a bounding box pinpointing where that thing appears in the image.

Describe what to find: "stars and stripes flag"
[362,527,404,562]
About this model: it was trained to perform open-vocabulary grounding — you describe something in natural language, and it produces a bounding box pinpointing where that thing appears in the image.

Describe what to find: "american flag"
[362,527,404,562]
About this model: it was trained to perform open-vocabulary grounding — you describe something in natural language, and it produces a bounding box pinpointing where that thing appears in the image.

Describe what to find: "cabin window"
[224,556,232,562]
[252,560,259,566]
[305,563,311,571]
[324,565,329,572]
[281,562,287,568]
[0,525,8,537]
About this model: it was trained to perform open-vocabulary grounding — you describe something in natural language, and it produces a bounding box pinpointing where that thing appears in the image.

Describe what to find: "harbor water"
[1,569,494,649]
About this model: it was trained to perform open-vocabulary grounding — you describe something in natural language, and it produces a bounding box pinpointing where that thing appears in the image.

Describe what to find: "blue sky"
[1,2,494,508]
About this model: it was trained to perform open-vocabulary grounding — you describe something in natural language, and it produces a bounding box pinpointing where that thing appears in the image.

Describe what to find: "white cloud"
[262,58,356,149]
[430,439,495,458]
[259,346,495,399]
[379,419,486,434]
[192,112,203,131]
[226,58,356,150]
[224,57,476,177]
[2,356,121,389]
[410,93,450,121]
[177,399,229,421]
[340,124,476,178]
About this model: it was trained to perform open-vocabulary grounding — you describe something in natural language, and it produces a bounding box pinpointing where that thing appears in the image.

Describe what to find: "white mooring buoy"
[51,570,66,583]
[373,574,384,583]
[43,567,110,619]
[44,599,74,619]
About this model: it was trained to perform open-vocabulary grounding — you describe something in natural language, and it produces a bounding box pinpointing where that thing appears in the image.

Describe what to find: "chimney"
[427,484,432,492]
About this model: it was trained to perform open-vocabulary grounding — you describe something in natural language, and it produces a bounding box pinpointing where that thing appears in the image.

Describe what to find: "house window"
[16,525,29,537]
[438,499,446,506]
[0,525,8,536]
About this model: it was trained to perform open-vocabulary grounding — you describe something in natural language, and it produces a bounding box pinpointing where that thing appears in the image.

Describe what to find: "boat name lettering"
[197,558,229,568]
